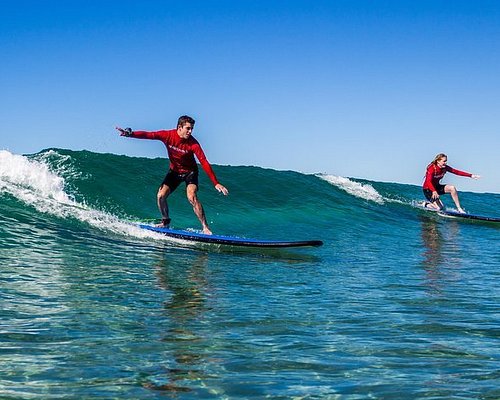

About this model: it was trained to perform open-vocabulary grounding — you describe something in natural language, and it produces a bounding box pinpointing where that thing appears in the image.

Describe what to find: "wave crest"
[0,150,158,240]
[318,174,385,204]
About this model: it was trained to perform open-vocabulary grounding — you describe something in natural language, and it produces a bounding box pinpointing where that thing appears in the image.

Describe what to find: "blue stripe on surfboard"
[418,202,500,222]
[138,224,323,247]
[437,210,500,222]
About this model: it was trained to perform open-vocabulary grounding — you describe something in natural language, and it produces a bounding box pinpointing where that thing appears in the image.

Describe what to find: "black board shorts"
[161,169,199,192]
[423,184,446,201]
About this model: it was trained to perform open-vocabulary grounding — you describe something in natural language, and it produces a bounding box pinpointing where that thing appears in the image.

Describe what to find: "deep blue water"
[1,149,499,399]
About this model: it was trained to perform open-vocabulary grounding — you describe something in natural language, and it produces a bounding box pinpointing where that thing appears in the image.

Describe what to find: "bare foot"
[202,227,212,235]
[423,201,440,211]
[155,218,171,228]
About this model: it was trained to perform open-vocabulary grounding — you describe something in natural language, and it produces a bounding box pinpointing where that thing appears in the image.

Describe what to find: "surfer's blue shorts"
[423,184,446,201]
[161,169,199,192]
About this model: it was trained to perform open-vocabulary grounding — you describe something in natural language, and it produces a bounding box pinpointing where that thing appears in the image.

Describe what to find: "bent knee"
[157,186,170,200]
[187,193,198,205]
[446,185,458,194]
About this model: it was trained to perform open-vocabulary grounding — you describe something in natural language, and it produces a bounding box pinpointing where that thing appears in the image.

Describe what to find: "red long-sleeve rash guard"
[423,164,471,192]
[131,129,219,186]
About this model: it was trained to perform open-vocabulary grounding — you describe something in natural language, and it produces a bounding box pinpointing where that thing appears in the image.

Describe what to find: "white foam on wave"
[0,150,166,242]
[317,174,385,204]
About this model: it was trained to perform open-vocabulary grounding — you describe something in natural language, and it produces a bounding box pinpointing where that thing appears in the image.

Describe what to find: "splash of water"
[0,150,166,241]
[318,174,385,204]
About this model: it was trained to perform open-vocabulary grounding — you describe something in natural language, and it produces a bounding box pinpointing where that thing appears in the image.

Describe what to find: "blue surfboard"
[436,210,500,223]
[138,224,323,248]
[418,202,500,223]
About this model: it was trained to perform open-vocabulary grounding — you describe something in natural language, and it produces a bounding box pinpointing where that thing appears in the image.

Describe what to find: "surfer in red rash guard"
[422,153,480,213]
[117,115,228,234]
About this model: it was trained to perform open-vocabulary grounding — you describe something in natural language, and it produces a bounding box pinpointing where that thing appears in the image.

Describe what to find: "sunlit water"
[1,149,499,399]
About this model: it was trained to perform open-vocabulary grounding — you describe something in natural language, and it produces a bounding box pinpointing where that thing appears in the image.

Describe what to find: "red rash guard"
[130,129,219,186]
[423,164,471,192]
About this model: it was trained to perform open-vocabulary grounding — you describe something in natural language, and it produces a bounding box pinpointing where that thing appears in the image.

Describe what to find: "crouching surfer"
[117,115,228,234]
[422,153,480,214]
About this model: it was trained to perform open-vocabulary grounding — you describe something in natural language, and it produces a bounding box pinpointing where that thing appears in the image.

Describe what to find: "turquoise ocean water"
[1,149,499,399]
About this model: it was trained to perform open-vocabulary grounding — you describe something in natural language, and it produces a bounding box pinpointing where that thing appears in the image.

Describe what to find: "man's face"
[177,122,194,140]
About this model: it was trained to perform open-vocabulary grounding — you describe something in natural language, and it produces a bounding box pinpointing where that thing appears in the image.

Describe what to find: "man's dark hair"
[177,115,195,128]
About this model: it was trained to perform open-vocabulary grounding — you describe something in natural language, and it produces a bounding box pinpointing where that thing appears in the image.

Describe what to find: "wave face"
[1,149,499,398]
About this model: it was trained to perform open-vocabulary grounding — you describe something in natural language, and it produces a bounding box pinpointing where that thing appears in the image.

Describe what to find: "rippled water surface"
[1,149,499,399]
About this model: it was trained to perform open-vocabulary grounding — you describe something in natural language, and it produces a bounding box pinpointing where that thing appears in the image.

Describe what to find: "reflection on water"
[419,216,463,294]
[143,250,211,393]
[420,217,445,270]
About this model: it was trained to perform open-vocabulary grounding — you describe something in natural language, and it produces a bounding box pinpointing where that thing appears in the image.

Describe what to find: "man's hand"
[431,191,439,200]
[471,174,481,179]
[215,184,229,196]
[116,126,133,137]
